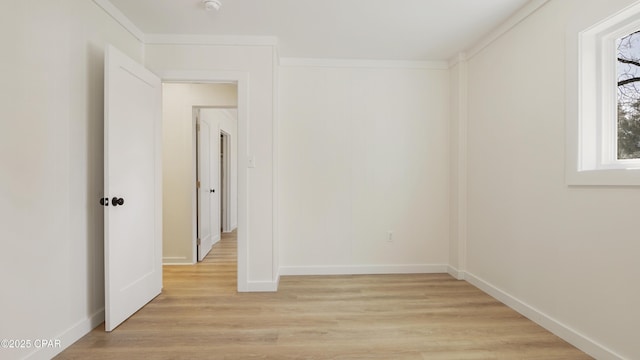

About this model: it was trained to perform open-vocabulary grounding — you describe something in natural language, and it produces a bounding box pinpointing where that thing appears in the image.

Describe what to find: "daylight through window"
[616,31,640,160]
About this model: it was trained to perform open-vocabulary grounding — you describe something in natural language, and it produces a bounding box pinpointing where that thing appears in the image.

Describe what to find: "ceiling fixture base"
[202,0,222,11]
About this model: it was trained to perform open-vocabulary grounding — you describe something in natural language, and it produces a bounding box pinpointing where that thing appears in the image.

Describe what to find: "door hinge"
[197,238,201,246]
[197,180,201,188]
[196,123,200,132]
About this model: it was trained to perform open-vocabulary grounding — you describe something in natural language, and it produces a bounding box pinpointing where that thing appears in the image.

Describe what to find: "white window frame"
[566,1,640,185]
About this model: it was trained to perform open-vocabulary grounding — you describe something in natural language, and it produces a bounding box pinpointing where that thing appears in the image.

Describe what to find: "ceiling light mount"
[202,0,222,11]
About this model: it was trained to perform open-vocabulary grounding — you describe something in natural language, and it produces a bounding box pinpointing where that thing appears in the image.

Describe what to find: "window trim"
[566,1,640,186]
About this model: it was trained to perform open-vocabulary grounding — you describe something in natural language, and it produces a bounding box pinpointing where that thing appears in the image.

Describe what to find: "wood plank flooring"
[56,231,591,359]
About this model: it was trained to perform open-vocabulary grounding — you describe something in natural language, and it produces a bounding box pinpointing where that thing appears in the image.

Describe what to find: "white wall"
[463,0,640,358]
[6,0,637,358]
[162,83,237,264]
[146,44,277,288]
[278,61,450,274]
[0,1,143,359]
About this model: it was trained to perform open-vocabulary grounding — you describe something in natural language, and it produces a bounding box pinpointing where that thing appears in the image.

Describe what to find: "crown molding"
[279,57,448,70]
[93,0,145,43]
[93,0,277,47]
[144,34,278,47]
[447,52,468,68]
[465,0,550,61]
[95,0,546,64]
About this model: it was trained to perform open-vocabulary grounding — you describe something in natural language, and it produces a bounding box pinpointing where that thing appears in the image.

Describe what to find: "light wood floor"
[56,231,591,359]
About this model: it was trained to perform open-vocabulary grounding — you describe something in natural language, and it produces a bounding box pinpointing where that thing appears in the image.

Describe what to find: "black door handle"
[99,197,109,206]
[112,197,125,206]
[210,189,215,193]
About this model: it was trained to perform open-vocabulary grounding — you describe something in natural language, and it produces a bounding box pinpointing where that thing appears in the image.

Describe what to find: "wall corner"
[449,53,468,274]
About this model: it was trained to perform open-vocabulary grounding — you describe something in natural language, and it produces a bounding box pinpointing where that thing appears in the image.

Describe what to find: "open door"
[197,114,214,261]
[200,109,223,242]
[104,45,162,332]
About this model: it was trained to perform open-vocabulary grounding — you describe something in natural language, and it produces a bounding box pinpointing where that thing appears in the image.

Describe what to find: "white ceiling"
[106,0,531,61]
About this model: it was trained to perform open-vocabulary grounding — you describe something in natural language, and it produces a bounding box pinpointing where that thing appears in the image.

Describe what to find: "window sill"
[566,167,640,186]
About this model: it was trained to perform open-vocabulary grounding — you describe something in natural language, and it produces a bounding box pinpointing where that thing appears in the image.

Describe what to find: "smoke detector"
[203,0,222,11]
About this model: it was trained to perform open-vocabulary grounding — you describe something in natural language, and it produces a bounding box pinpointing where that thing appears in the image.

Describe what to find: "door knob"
[111,197,125,206]
[210,189,215,193]
[99,197,109,206]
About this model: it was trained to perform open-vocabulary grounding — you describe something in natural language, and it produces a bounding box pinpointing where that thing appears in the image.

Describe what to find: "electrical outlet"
[387,231,393,242]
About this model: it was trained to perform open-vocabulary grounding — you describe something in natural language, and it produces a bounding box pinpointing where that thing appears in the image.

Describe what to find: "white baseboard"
[222,225,237,234]
[162,256,193,265]
[464,271,625,360]
[26,308,104,360]
[162,262,195,265]
[211,234,221,245]
[447,265,466,280]
[279,264,448,276]
[242,270,280,292]
[245,279,279,292]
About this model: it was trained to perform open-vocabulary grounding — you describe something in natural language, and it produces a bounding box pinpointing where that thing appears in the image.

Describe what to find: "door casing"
[162,71,249,292]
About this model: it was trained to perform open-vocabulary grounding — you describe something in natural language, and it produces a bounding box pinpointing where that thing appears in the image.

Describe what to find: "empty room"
[1,0,639,359]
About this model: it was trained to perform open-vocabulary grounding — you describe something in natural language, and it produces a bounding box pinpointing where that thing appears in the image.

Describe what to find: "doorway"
[161,78,247,291]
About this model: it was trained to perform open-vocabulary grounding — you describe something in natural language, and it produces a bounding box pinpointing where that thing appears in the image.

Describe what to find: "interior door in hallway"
[197,113,216,261]
[200,110,223,243]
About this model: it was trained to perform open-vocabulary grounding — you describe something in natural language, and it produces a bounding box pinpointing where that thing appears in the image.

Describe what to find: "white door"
[104,45,162,332]
[197,115,214,261]
[200,110,222,243]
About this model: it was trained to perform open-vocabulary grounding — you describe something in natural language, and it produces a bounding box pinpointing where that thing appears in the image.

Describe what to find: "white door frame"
[162,70,249,292]
[220,129,232,233]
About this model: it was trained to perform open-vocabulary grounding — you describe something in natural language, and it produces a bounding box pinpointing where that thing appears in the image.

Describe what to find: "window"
[616,31,640,160]
[566,1,640,185]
